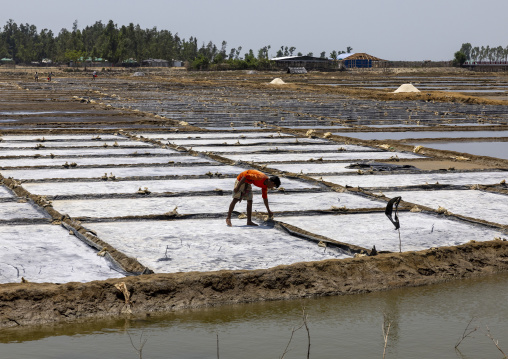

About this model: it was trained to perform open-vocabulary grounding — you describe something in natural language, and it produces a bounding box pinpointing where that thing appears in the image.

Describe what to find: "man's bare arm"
[263,197,273,218]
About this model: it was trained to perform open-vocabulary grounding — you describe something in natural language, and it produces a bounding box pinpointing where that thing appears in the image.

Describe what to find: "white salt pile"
[132,72,145,77]
[393,84,420,93]
[270,78,286,85]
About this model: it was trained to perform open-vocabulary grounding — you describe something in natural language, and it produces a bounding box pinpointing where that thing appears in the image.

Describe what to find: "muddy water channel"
[2,273,508,359]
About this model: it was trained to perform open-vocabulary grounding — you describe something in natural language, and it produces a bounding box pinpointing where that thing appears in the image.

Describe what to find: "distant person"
[92,71,97,80]
[226,169,280,227]
[34,72,38,82]
[47,72,52,82]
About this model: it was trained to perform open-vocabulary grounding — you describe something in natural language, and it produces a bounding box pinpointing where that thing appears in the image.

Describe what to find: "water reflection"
[2,273,508,358]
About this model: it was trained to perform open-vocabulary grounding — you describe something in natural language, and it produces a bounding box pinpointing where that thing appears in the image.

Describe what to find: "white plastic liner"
[0,140,154,148]
[189,144,373,153]
[23,177,318,196]
[280,212,504,252]
[0,147,178,158]
[0,224,125,284]
[0,165,244,180]
[315,171,508,188]
[0,155,214,168]
[0,202,50,220]
[168,138,326,146]
[85,219,352,273]
[225,151,423,162]
[0,134,122,141]
[268,163,358,174]
[137,132,293,139]
[0,186,14,198]
[383,189,508,225]
[51,192,383,218]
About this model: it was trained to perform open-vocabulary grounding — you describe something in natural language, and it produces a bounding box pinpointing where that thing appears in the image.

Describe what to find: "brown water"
[2,273,508,358]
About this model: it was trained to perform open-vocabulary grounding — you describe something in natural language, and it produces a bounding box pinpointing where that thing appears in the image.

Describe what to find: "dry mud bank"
[1,239,508,328]
[1,68,507,328]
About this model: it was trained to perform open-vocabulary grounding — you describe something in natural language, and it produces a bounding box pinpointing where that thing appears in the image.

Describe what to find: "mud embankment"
[1,239,508,328]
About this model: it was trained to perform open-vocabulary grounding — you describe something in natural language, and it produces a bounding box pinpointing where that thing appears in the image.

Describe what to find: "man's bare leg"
[226,198,240,226]
[246,200,258,226]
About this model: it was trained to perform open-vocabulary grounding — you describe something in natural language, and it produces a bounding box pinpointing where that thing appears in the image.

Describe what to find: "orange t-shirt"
[237,170,269,198]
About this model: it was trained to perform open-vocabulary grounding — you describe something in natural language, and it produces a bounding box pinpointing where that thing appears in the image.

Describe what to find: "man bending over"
[226,169,281,227]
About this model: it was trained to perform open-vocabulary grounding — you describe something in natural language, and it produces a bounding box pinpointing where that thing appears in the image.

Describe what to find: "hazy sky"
[2,0,508,61]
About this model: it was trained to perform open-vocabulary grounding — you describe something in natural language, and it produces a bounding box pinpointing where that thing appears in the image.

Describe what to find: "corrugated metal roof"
[336,53,355,60]
[270,55,330,62]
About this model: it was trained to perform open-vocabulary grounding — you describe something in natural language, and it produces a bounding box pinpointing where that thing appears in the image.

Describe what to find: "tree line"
[458,43,508,62]
[0,19,353,70]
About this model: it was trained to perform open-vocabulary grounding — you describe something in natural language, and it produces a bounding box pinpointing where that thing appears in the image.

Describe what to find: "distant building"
[336,53,386,68]
[70,57,111,67]
[270,55,332,71]
[141,59,169,67]
[122,58,139,67]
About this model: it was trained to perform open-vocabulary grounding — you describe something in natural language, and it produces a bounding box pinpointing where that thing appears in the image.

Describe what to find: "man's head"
[266,175,281,189]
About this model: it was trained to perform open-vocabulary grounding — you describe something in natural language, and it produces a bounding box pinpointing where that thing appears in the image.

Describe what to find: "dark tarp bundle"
[385,196,401,230]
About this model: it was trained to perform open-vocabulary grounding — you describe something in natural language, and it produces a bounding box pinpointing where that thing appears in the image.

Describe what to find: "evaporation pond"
[0,147,177,157]
[0,155,213,168]
[84,219,351,273]
[383,189,508,225]
[0,165,244,180]
[0,224,124,284]
[189,144,353,153]
[267,162,359,174]
[0,134,121,141]
[136,132,294,139]
[51,192,383,218]
[411,141,508,160]
[224,151,423,162]
[0,185,14,198]
[315,171,508,188]
[334,131,508,140]
[23,177,317,196]
[0,202,50,220]
[169,138,322,146]
[280,212,504,252]
[0,140,153,148]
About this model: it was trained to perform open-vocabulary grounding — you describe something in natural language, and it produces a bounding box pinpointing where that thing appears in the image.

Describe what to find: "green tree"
[453,51,466,66]
[65,49,85,65]
[191,53,209,69]
[459,43,472,61]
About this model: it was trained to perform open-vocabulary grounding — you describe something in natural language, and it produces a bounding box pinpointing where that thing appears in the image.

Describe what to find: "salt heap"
[393,83,420,93]
[270,78,286,85]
